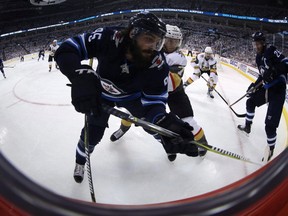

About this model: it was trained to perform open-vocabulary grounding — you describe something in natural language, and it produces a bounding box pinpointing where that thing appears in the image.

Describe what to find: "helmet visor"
[134,29,166,51]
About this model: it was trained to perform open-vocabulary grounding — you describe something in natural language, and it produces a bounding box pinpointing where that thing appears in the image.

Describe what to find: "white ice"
[0,55,287,205]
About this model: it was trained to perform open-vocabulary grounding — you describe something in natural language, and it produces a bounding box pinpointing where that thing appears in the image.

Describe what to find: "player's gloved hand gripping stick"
[68,65,102,115]
[229,81,264,107]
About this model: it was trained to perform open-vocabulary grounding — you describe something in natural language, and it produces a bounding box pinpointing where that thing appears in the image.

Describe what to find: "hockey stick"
[102,104,261,166]
[85,59,96,202]
[229,94,248,108]
[229,82,264,107]
[84,115,96,202]
[4,65,15,68]
[200,75,246,118]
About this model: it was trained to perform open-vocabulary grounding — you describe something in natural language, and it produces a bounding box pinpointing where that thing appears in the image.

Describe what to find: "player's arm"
[54,28,109,114]
[142,62,198,157]
[184,58,200,87]
[55,27,108,80]
[141,63,169,123]
[261,46,285,83]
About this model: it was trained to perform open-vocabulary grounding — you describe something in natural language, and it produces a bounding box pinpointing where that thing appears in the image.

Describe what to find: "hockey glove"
[246,82,256,97]
[156,113,199,157]
[70,65,102,115]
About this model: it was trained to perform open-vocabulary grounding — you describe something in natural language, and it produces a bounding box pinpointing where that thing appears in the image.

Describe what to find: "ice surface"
[0,56,287,204]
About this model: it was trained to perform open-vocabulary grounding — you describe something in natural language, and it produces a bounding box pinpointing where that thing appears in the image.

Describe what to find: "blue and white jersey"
[55,27,169,122]
[256,45,287,84]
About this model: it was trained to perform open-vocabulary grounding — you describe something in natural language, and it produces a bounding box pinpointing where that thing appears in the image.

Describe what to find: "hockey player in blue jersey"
[110,24,210,162]
[55,12,199,183]
[238,32,287,161]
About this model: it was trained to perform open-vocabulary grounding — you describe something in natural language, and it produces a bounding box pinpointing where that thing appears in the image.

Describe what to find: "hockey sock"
[76,139,95,165]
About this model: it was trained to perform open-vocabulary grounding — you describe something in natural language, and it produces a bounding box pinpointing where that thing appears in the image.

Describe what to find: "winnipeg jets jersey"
[193,53,217,74]
[256,45,287,84]
[49,44,59,56]
[55,27,169,122]
[165,51,187,92]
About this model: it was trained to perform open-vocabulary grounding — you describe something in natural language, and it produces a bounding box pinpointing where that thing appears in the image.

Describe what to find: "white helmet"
[53,40,57,43]
[204,47,213,54]
[166,24,183,40]
[165,24,183,50]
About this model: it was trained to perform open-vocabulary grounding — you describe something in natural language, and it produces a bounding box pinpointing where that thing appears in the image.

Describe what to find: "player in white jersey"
[184,47,218,98]
[48,40,59,72]
[110,24,209,161]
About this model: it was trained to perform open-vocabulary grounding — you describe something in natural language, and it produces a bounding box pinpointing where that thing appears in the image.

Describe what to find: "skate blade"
[237,129,250,137]
[207,93,214,99]
[261,146,270,163]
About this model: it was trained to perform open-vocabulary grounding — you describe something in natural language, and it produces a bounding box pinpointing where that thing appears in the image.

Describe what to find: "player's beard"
[129,40,155,69]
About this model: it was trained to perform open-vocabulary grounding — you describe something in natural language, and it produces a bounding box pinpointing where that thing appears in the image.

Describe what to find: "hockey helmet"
[204,47,213,54]
[129,12,166,51]
[166,24,182,40]
[129,12,166,38]
[165,24,183,48]
[252,32,265,42]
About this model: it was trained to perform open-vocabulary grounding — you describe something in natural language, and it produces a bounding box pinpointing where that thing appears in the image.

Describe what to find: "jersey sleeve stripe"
[65,38,82,56]
[78,34,88,60]
[142,91,168,101]
[141,99,166,107]
[101,92,141,102]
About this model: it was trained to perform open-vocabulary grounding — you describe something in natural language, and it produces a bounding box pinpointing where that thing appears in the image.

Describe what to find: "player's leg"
[264,84,286,161]
[110,99,144,142]
[168,84,209,159]
[183,71,201,88]
[238,87,266,133]
[48,55,52,72]
[110,119,132,141]
[0,67,6,78]
[74,111,110,183]
[207,72,218,98]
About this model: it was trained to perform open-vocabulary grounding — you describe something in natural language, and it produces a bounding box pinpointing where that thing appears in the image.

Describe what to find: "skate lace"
[74,164,84,175]
[113,129,124,139]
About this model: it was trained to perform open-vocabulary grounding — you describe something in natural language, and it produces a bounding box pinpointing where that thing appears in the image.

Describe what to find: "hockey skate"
[207,88,214,98]
[167,153,177,162]
[262,146,274,163]
[110,124,130,142]
[237,124,251,135]
[73,163,85,183]
[197,135,209,157]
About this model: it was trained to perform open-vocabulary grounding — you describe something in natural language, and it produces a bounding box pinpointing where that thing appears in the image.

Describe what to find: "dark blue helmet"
[252,31,266,42]
[129,12,167,38]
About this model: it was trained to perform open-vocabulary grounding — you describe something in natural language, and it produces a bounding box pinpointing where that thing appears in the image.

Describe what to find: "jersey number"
[274,50,282,58]
[88,28,103,42]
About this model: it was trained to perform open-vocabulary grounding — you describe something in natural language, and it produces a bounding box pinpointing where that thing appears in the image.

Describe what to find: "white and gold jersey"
[192,53,217,74]
[49,44,59,56]
[165,51,187,92]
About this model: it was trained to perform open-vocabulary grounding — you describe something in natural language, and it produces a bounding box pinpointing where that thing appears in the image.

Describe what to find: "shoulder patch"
[150,54,165,69]
[112,31,124,48]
